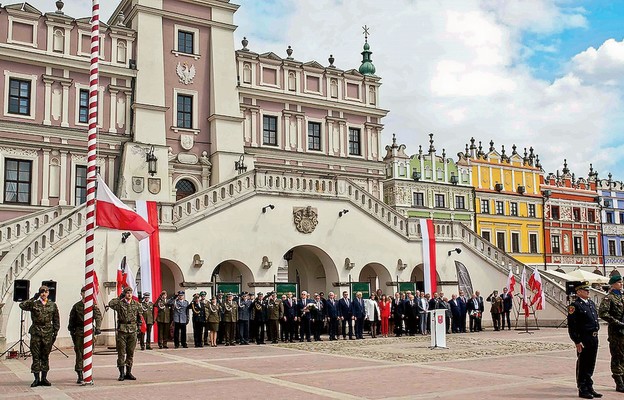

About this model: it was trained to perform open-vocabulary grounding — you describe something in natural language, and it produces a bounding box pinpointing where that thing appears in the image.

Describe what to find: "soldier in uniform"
[222,293,238,345]
[19,285,60,387]
[108,286,142,381]
[252,292,267,344]
[167,291,189,348]
[138,292,154,350]
[568,281,602,399]
[68,286,103,384]
[205,296,221,347]
[599,274,624,393]
[190,293,206,347]
[238,292,252,345]
[155,290,171,349]
[267,292,283,344]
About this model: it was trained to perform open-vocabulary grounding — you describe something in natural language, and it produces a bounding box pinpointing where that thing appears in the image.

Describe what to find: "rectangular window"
[177,30,194,54]
[8,78,31,115]
[510,202,518,216]
[588,209,595,223]
[75,165,87,205]
[551,206,560,220]
[620,213,624,224]
[609,240,616,256]
[4,159,32,204]
[481,231,491,242]
[413,192,424,207]
[551,235,561,254]
[455,195,465,210]
[307,122,321,151]
[529,233,538,254]
[176,94,193,129]
[621,241,624,256]
[263,115,278,146]
[79,89,89,123]
[481,199,490,214]
[496,232,506,251]
[573,237,583,255]
[434,194,445,208]
[511,232,520,253]
[573,208,581,222]
[528,204,536,218]
[589,237,597,255]
[607,212,615,224]
[348,128,361,155]
[496,201,504,215]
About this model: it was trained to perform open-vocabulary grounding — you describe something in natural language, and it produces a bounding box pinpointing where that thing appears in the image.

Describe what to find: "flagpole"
[83,0,99,385]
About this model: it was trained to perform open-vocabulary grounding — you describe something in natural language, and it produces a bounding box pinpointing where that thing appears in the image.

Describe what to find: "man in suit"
[338,291,354,340]
[458,290,468,333]
[467,294,480,332]
[475,290,485,332]
[311,293,324,341]
[449,294,461,333]
[404,294,419,335]
[392,292,404,336]
[352,292,366,339]
[325,292,339,340]
[501,287,513,330]
[282,292,297,342]
[297,291,313,342]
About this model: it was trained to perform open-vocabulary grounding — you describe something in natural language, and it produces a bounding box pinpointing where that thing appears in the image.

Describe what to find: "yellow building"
[458,139,544,266]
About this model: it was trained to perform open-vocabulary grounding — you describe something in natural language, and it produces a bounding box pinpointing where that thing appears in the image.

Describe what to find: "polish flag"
[420,219,437,294]
[506,269,516,296]
[137,200,162,342]
[116,256,138,300]
[96,175,154,240]
[520,267,530,317]
[528,268,545,311]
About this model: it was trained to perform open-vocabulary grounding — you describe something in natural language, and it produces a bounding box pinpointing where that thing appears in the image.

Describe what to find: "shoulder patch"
[568,305,575,315]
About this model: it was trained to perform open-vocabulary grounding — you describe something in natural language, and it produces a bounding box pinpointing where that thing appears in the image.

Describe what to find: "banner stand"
[429,309,447,349]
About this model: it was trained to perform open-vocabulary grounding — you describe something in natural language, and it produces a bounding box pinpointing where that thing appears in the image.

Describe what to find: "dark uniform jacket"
[251,300,267,321]
[68,300,103,337]
[267,299,283,320]
[191,300,206,323]
[108,298,142,333]
[205,303,221,323]
[155,297,171,323]
[20,298,60,337]
[222,301,238,322]
[140,300,154,324]
[568,297,600,344]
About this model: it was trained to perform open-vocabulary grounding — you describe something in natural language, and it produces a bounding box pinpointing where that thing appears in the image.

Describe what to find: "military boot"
[117,366,125,381]
[613,375,624,392]
[76,371,83,384]
[124,366,136,380]
[30,372,40,387]
[40,371,51,386]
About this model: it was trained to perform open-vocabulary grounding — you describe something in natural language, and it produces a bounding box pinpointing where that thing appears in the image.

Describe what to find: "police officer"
[19,285,60,387]
[68,286,103,384]
[167,291,189,348]
[139,292,154,350]
[108,286,142,381]
[568,281,601,399]
[599,274,624,393]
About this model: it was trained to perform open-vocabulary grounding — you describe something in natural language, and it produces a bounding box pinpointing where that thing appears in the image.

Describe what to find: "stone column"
[59,151,68,205]
[41,149,50,206]
[109,88,118,133]
[43,77,53,126]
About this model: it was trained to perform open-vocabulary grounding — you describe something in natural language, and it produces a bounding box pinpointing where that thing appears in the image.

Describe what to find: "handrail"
[0,206,71,251]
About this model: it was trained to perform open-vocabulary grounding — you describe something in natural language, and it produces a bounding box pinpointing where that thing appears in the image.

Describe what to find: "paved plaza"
[0,327,619,399]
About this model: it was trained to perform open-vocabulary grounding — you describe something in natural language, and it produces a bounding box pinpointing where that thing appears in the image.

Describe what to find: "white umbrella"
[542,269,578,282]
[567,268,609,284]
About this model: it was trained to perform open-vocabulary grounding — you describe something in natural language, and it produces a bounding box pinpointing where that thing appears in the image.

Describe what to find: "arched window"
[242,63,252,84]
[117,40,127,63]
[175,179,196,200]
[53,29,64,53]
[369,85,376,105]
[330,79,338,98]
[288,72,296,91]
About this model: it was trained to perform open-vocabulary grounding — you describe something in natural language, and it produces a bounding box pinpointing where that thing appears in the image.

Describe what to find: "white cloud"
[571,38,624,86]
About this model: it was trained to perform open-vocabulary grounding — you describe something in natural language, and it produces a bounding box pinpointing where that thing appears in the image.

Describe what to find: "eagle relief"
[176,62,196,85]
[293,206,318,234]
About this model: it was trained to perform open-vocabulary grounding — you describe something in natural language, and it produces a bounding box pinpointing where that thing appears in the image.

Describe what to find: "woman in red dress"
[379,294,391,337]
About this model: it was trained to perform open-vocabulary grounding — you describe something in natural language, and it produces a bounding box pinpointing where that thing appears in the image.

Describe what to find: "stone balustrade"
[0,206,69,251]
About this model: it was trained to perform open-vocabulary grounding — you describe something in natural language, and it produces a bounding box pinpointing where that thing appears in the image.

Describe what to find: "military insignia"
[568,305,575,314]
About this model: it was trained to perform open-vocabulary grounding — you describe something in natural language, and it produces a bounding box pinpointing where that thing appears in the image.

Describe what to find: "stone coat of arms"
[293,206,318,234]
[176,62,196,85]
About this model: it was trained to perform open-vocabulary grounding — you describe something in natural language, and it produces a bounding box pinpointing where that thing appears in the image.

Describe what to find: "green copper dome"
[359,41,376,75]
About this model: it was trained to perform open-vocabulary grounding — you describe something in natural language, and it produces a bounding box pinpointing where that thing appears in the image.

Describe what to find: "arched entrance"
[410,263,442,294]
[284,245,338,295]
[160,258,184,295]
[358,262,393,295]
[211,260,254,292]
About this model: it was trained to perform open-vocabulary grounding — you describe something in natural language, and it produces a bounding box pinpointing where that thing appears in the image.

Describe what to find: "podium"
[429,309,447,349]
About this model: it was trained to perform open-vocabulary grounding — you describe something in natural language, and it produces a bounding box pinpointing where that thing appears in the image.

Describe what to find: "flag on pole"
[506,268,516,296]
[96,175,155,240]
[520,267,530,317]
[420,219,437,294]
[116,256,138,300]
[137,200,162,342]
[528,268,545,310]
[92,270,100,305]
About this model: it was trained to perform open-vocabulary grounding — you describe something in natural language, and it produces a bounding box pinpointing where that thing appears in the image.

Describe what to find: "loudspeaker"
[13,280,30,302]
[566,281,582,296]
[42,280,57,302]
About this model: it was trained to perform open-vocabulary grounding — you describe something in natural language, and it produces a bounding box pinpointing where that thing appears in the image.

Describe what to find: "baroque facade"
[597,174,624,272]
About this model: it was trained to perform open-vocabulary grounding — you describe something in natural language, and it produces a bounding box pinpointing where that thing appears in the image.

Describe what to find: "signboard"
[398,282,416,293]
[215,282,241,296]
[350,282,371,299]
[275,283,298,299]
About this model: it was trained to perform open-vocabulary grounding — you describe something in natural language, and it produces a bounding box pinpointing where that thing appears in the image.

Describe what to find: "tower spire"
[358,25,376,76]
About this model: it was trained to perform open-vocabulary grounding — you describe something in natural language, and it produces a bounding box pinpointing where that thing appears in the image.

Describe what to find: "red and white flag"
[506,268,516,296]
[137,200,162,342]
[116,256,138,300]
[520,267,530,317]
[420,219,437,294]
[528,268,545,310]
[96,175,154,240]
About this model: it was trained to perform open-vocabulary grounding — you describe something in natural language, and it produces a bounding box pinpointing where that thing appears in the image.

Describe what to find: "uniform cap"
[142,292,150,297]
[177,290,185,295]
[574,281,590,291]
[609,275,622,285]
[123,287,133,294]
[257,292,263,296]
[199,291,207,296]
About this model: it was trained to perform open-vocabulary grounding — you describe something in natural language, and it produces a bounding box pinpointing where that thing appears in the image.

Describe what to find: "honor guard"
[599,274,624,393]
[139,292,154,350]
[108,286,142,381]
[68,286,103,384]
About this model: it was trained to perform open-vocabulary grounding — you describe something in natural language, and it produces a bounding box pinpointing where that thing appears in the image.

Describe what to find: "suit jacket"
[404,299,419,318]
[283,298,297,319]
[450,299,461,316]
[477,296,485,312]
[338,298,353,318]
[501,293,513,312]
[458,297,467,314]
[297,298,314,318]
[392,298,404,318]
[352,297,366,319]
[325,298,339,318]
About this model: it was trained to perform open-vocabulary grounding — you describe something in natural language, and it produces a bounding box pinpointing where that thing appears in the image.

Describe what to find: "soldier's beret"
[574,281,590,291]
[177,290,185,295]
[199,291,207,296]
[123,287,133,294]
[142,292,150,297]
[609,275,622,285]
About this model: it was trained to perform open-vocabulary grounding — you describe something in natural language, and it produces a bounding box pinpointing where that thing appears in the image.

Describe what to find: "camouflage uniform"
[599,287,624,391]
[67,301,103,377]
[138,298,154,350]
[19,298,60,374]
[108,295,142,380]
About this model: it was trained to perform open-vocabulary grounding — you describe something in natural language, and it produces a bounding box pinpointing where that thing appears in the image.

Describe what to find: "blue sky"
[26,0,624,180]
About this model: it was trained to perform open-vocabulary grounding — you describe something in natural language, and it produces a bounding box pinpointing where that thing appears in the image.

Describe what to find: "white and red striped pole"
[83,0,99,385]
